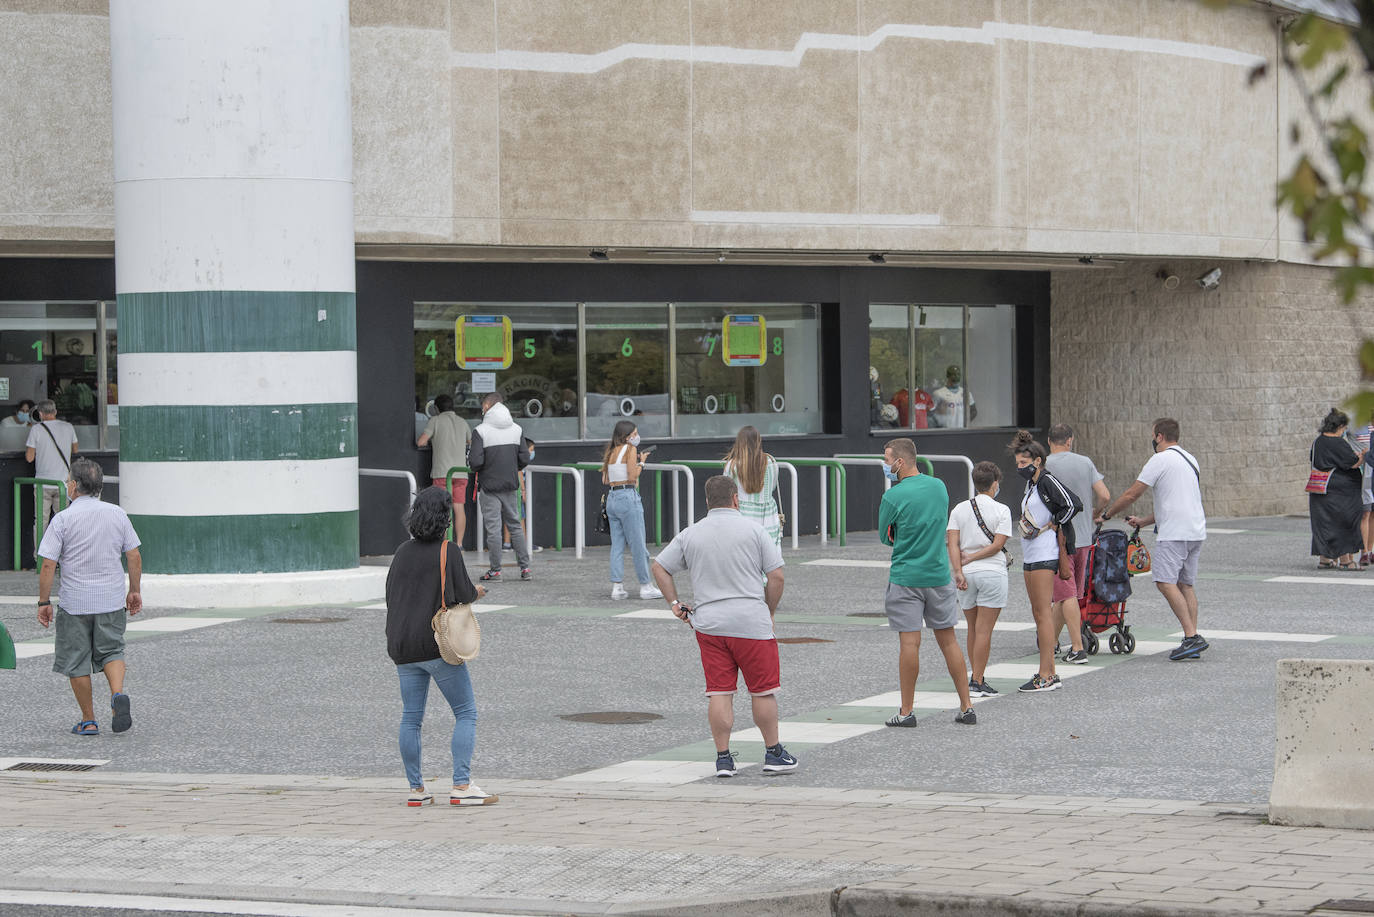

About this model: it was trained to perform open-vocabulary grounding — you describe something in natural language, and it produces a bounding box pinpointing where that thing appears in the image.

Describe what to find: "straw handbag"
[431,541,480,664]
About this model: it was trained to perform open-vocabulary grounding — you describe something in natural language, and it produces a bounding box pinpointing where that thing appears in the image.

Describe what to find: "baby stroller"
[1078,526,1136,655]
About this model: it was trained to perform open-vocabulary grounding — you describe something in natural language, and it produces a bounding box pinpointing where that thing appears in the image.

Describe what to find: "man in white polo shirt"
[651,475,797,779]
[36,458,143,736]
[1100,418,1207,662]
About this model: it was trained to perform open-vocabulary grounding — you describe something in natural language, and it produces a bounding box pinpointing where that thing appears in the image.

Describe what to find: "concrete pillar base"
[140,566,387,609]
[1269,658,1374,830]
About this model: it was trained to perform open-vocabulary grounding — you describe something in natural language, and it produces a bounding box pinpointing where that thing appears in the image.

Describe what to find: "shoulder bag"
[969,497,1013,568]
[1126,524,1152,575]
[431,541,480,664]
[768,458,786,533]
[1306,443,1332,495]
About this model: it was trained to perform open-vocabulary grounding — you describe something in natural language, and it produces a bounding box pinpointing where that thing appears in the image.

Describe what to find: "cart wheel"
[1109,632,1123,654]
[1085,630,1100,656]
[1122,632,1136,654]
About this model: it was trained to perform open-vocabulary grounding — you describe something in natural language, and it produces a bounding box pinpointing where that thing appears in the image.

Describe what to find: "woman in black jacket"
[1009,430,1081,694]
[385,486,496,807]
[1310,409,1367,570]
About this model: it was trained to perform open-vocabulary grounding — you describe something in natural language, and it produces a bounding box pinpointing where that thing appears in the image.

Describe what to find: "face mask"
[628,433,641,446]
[1017,464,1037,482]
[992,483,1000,499]
[1150,437,1159,453]
[882,461,898,482]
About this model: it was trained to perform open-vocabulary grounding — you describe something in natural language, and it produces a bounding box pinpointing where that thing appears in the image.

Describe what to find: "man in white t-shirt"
[1100,418,1207,662]
[24,399,78,567]
[946,461,1012,698]
[931,365,976,428]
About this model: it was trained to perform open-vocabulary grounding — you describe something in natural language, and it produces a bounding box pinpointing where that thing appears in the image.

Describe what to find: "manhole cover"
[559,711,663,725]
[270,617,346,624]
[777,637,834,644]
[846,612,886,618]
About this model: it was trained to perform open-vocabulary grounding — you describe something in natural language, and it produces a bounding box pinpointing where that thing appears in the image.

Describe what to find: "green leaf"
[1360,340,1374,380]
[1318,62,1350,97]
[1290,14,1349,70]
[1344,390,1374,425]
[1336,265,1374,302]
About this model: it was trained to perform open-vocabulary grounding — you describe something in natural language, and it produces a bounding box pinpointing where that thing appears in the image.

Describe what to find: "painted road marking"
[558,759,757,784]
[359,602,514,613]
[844,691,995,710]
[730,721,885,744]
[1169,629,1333,643]
[1207,528,1246,534]
[981,663,1096,681]
[0,889,512,917]
[127,615,242,633]
[1267,575,1374,586]
[803,559,890,568]
[615,608,679,619]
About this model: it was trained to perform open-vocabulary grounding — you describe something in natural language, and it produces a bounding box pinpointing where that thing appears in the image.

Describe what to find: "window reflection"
[0,302,103,452]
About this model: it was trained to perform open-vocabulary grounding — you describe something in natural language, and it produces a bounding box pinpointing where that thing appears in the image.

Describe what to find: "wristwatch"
[670,600,681,608]
[37,600,50,606]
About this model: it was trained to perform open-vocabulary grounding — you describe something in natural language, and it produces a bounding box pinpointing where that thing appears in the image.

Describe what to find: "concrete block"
[140,565,388,609]
[1269,658,1374,830]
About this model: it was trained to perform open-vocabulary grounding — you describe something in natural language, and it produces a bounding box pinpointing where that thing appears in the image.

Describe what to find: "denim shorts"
[1023,559,1059,573]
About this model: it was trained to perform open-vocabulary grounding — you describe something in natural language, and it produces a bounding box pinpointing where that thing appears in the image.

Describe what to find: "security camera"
[1196,268,1222,291]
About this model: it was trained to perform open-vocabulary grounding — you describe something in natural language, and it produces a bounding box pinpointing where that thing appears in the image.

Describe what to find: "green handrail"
[13,477,69,570]
[834,452,935,476]
[769,458,847,546]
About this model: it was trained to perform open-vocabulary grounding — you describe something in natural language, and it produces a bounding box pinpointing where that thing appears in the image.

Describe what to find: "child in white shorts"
[947,462,1013,697]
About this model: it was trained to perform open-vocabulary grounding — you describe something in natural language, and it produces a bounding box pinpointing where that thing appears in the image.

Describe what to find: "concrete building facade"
[0,0,1368,568]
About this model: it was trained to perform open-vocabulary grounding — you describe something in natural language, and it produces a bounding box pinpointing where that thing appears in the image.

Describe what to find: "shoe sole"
[1169,651,1202,661]
[451,795,500,805]
[954,715,977,725]
[1067,656,1090,665]
[406,798,434,807]
[715,770,736,778]
[111,695,131,733]
[1018,683,1063,693]
[761,763,798,773]
[884,719,918,727]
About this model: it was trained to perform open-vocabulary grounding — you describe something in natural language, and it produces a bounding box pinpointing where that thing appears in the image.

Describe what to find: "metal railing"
[360,467,418,510]
[668,459,799,550]
[13,477,68,570]
[833,453,935,481]
[565,461,696,546]
[523,464,585,559]
[919,453,977,501]
[777,458,847,546]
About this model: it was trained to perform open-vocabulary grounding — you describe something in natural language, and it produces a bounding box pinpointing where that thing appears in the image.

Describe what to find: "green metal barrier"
[770,458,847,546]
[834,453,936,476]
[564,461,683,546]
[13,477,69,570]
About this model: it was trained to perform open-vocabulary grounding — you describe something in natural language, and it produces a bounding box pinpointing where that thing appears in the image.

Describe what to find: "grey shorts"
[1152,540,1202,586]
[958,570,1009,610]
[885,582,959,631]
[52,605,126,678]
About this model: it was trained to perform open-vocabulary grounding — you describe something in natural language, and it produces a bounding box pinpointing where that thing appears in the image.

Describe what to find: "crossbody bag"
[969,497,1013,568]
[1305,442,1332,495]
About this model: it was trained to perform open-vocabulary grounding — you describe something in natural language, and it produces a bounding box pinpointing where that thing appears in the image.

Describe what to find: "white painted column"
[110,0,357,573]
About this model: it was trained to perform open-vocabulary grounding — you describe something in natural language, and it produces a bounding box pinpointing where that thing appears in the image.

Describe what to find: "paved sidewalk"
[2,771,1371,916]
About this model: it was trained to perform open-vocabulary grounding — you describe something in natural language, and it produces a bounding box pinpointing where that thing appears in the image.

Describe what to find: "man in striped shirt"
[36,458,143,737]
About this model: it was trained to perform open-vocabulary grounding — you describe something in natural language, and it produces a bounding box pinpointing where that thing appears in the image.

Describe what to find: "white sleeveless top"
[606,444,631,483]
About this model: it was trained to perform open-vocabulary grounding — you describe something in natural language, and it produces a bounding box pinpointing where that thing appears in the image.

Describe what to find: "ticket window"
[0,301,114,453]
[584,303,670,441]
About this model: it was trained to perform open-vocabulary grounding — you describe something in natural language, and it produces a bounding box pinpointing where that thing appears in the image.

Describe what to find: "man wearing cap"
[931,365,976,428]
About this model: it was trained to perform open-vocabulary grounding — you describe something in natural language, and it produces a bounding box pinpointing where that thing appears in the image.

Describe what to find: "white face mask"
[628,433,641,446]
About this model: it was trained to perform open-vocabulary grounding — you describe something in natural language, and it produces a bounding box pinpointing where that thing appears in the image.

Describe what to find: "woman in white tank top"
[601,420,662,600]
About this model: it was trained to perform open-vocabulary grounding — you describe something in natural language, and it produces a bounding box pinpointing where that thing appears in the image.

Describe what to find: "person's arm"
[1101,480,1147,522]
[417,431,431,447]
[466,430,485,472]
[124,547,142,614]
[946,530,967,590]
[878,496,895,546]
[37,558,56,627]
[516,437,530,470]
[24,446,34,462]
[764,566,784,616]
[1055,527,1073,580]
[69,436,78,457]
[651,562,687,620]
[624,446,642,486]
[1092,479,1111,515]
[961,533,1009,565]
[449,543,485,604]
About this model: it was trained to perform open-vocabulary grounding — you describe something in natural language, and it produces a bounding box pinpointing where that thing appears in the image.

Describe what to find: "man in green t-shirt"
[878,438,976,727]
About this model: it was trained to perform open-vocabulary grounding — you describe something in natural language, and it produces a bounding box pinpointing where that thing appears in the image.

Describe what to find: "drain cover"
[846,612,887,618]
[270,617,346,624]
[777,637,833,644]
[2,759,105,772]
[559,711,663,725]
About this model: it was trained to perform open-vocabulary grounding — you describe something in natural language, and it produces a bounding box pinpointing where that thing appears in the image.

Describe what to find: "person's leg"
[1178,584,1199,634]
[102,659,126,695]
[707,694,734,751]
[1025,569,1056,677]
[501,491,530,568]
[1058,598,1084,651]
[897,630,922,715]
[68,675,95,722]
[750,694,780,747]
[624,494,652,585]
[54,607,96,722]
[396,663,430,790]
[932,627,971,709]
[427,658,477,788]
[451,481,467,549]
[607,495,627,584]
[1154,582,1195,636]
[480,492,503,571]
[962,607,979,676]
[970,606,1000,683]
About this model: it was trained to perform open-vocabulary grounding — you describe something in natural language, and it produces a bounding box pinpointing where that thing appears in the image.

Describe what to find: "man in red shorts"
[417,393,471,546]
[651,475,796,778]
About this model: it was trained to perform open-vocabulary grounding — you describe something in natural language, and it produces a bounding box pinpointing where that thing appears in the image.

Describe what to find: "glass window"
[414,302,579,442]
[674,303,822,438]
[870,304,1017,431]
[584,303,669,441]
[0,301,104,452]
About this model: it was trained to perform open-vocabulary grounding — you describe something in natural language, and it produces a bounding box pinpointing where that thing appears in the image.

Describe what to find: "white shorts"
[1152,539,1202,586]
[958,570,1009,610]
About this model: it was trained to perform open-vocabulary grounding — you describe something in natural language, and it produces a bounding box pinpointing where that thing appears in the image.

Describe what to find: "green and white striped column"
[110,0,358,574]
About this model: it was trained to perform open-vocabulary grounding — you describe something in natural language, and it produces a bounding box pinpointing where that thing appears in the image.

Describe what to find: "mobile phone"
[638,444,657,455]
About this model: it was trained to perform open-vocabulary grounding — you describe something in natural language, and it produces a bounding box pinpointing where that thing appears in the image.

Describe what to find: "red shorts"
[695,632,780,697]
[1053,545,1093,603]
[433,477,469,503]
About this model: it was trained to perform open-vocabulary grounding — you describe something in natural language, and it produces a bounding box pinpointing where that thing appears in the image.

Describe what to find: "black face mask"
[1017,464,1037,482]
[1150,437,1159,453]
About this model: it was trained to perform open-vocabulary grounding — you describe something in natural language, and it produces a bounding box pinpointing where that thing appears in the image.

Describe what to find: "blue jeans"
[396,657,476,788]
[607,487,652,585]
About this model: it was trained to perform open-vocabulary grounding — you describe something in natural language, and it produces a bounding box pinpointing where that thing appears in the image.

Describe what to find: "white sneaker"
[611,583,628,600]
[450,782,499,806]
[640,584,663,599]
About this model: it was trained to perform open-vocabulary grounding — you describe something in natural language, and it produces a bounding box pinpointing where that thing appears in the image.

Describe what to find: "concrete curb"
[139,565,387,608]
[830,888,1309,917]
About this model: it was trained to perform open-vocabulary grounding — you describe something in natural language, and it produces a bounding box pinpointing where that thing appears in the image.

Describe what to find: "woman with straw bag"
[385,486,497,807]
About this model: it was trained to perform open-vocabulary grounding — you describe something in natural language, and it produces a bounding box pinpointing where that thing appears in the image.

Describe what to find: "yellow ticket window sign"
[722,314,766,367]
[455,315,513,370]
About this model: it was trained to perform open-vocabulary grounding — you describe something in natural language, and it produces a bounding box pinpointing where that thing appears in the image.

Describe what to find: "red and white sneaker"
[450,783,499,806]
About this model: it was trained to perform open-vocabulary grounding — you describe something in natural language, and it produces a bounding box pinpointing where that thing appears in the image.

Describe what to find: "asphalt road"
[2,513,1367,805]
